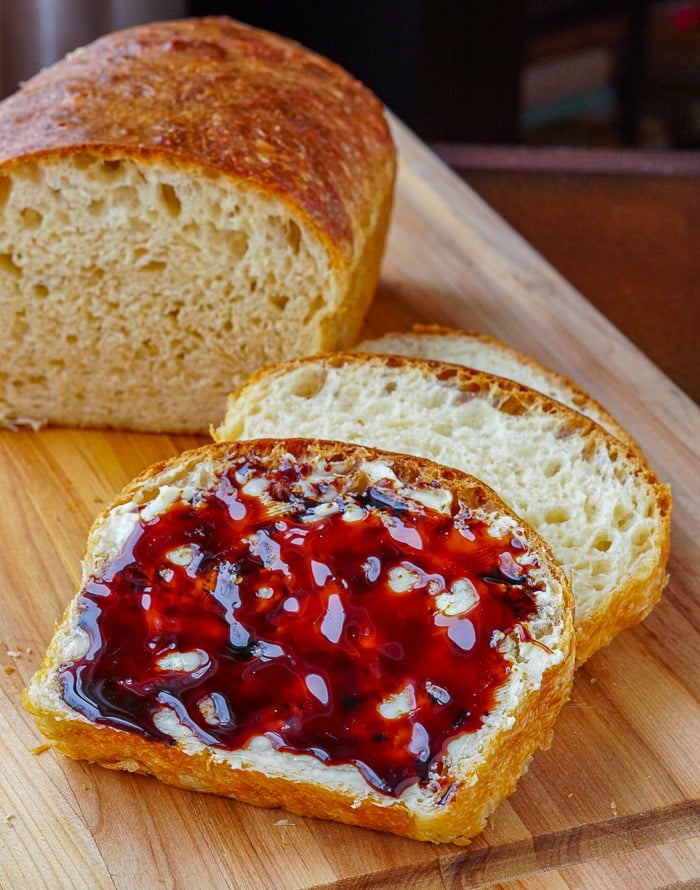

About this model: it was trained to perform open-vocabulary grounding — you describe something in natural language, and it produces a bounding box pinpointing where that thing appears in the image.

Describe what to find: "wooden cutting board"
[1,119,698,889]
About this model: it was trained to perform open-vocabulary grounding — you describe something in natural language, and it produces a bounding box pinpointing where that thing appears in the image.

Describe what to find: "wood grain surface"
[1,118,698,889]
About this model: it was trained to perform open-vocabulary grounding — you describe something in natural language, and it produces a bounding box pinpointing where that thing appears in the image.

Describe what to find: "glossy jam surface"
[60,455,543,797]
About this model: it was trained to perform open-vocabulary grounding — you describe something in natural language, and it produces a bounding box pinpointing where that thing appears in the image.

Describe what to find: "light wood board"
[1,119,698,889]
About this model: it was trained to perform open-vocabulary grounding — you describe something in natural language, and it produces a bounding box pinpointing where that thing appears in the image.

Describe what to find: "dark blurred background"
[1,1,699,149]
[190,0,700,150]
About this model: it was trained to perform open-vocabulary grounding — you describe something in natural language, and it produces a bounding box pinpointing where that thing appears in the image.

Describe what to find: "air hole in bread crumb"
[580,439,601,462]
[32,283,48,299]
[20,207,42,228]
[286,219,301,253]
[159,183,181,217]
[268,294,289,311]
[0,253,21,277]
[593,535,612,552]
[290,367,328,399]
[98,159,125,179]
[142,260,167,272]
[87,199,105,217]
[226,230,248,260]
[545,506,570,524]
[614,508,634,532]
[499,395,527,416]
[632,528,649,548]
[544,460,562,478]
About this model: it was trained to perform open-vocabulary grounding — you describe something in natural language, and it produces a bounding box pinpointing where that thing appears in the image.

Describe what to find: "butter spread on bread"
[24,438,573,844]
[215,354,672,664]
[0,17,395,432]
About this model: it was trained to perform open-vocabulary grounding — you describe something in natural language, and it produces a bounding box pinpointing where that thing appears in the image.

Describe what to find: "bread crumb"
[32,743,52,755]
[4,665,15,675]
[610,801,619,817]
[4,813,15,824]
[6,650,22,659]
[81,784,90,791]
[273,818,295,827]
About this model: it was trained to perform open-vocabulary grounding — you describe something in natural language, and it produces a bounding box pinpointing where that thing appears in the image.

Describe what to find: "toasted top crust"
[0,16,395,251]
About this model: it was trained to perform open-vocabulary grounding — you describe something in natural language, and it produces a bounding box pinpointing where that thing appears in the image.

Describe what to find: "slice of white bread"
[358,325,638,452]
[24,438,574,845]
[0,17,395,432]
[214,355,672,664]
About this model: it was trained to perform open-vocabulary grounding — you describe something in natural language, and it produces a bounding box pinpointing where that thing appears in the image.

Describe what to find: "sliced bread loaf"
[215,354,672,664]
[24,438,573,844]
[0,17,395,432]
[358,325,638,451]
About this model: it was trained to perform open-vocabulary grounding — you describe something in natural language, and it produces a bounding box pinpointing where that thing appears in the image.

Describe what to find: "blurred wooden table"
[434,144,700,403]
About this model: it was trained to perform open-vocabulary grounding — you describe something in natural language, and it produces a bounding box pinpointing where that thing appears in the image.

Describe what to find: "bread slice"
[215,354,672,664]
[0,17,395,432]
[358,325,638,451]
[24,438,574,844]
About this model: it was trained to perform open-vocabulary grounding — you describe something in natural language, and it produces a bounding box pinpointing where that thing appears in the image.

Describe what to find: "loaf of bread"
[358,325,639,452]
[24,438,574,844]
[0,17,395,432]
[215,354,672,664]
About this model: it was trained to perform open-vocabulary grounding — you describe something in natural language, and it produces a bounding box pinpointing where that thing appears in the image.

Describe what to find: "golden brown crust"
[0,16,395,252]
[24,437,575,844]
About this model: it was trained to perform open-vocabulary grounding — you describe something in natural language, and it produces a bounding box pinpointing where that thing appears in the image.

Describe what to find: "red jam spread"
[60,453,543,797]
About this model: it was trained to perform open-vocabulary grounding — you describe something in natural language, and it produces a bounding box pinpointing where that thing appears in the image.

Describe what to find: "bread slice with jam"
[24,438,573,845]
